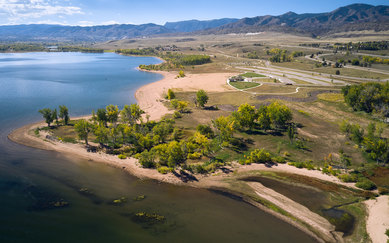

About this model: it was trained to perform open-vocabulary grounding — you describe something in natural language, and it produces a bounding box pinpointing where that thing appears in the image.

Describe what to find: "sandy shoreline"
[7,68,373,243]
[365,195,389,243]
[135,70,235,120]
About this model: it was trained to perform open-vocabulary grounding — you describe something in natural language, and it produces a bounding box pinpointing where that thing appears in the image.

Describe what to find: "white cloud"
[28,19,68,25]
[100,20,119,26]
[0,0,83,24]
[78,20,93,26]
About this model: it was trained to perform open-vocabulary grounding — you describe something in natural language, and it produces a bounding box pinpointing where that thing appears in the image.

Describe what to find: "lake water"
[0,52,316,243]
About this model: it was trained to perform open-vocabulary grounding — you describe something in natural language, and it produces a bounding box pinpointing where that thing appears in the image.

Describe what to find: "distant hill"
[200,4,389,36]
[0,4,387,42]
[0,23,173,42]
[164,18,238,32]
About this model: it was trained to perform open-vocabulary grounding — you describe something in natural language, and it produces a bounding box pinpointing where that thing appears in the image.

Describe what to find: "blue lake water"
[0,52,315,243]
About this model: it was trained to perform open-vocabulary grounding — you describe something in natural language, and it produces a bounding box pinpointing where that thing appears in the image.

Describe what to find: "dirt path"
[365,195,389,243]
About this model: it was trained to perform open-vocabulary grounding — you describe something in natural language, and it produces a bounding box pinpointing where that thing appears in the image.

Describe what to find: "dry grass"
[317,93,344,102]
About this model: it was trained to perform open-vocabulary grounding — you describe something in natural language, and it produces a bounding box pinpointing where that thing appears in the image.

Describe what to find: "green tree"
[109,126,120,145]
[152,121,174,143]
[74,120,92,145]
[287,123,296,143]
[349,124,364,144]
[120,104,145,125]
[196,89,209,108]
[166,141,185,168]
[257,106,271,131]
[212,116,235,143]
[135,150,156,168]
[106,105,119,124]
[94,124,109,147]
[39,108,55,127]
[59,105,69,125]
[52,108,58,125]
[232,103,257,130]
[267,102,292,129]
[96,108,108,126]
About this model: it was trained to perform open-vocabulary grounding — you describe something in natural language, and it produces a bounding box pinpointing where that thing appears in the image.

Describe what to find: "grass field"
[241,72,266,78]
[230,81,260,89]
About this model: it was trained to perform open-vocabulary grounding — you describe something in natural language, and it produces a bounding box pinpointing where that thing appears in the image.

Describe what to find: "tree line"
[266,48,304,63]
[39,105,69,127]
[325,41,388,51]
[115,48,157,56]
[115,48,212,71]
[0,44,104,53]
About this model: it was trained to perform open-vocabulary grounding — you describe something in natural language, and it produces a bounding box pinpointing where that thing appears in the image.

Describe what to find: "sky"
[0,0,387,26]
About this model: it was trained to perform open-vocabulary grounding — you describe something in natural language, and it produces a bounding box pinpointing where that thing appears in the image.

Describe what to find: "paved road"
[305,52,389,77]
[239,66,345,86]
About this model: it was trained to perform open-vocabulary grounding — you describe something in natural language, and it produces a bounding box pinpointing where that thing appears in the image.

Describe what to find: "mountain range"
[0,4,387,42]
[201,4,389,36]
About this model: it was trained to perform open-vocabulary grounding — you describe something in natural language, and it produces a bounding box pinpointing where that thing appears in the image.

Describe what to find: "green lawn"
[230,81,260,89]
[241,72,266,78]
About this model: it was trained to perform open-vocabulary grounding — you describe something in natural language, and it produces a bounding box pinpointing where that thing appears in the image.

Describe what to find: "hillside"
[201,4,389,36]
[164,18,238,32]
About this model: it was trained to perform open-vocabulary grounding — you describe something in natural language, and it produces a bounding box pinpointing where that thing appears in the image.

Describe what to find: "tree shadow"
[229,138,248,152]
[268,130,284,136]
[172,170,198,183]
[203,106,219,111]
[243,129,267,136]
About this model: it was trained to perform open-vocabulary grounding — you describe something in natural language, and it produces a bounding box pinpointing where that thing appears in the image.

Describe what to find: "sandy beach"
[7,69,374,243]
[365,195,389,243]
[135,71,235,120]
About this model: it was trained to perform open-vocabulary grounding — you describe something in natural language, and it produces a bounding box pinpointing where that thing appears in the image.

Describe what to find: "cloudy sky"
[0,0,387,26]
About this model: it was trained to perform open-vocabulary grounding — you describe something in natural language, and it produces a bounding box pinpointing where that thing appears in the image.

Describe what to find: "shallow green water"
[0,52,316,243]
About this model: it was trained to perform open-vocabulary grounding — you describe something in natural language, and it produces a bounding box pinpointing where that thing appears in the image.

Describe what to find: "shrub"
[157,166,172,174]
[272,156,286,164]
[355,179,377,190]
[203,162,224,173]
[177,70,185,78]
[338,174,358,182]
[62,137,77,143]
[166,89,175,100]
[378,187,389,195]
[194,164,207,174]
[173,111,182,119]
[187,152,202,160]
[245,149,271,164]
[288,161,315,170]
[118,154,127,159]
